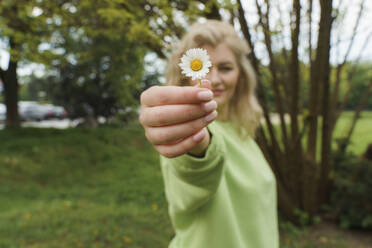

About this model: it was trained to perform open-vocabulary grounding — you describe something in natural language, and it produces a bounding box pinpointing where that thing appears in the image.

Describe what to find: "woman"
[140,20,279,248]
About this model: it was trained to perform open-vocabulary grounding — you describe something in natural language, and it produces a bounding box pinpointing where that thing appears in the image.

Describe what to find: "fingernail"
[203,100,217,112]
[197,90,213,101]
[193,129,205,142]
[204,110,217,123]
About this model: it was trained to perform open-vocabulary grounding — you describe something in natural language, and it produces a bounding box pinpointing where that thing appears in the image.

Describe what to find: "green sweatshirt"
[160,121,279,248]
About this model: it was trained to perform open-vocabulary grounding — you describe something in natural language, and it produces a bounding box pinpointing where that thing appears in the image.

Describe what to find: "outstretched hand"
[139,80,217,158]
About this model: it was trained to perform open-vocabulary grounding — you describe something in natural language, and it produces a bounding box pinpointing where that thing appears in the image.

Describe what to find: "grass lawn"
[0,112,371,247]
[333,111,372,155]
[264,111,372,159]
[0,123,173,248]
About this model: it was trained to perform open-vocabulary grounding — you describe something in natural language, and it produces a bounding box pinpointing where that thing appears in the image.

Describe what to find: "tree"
[53,37,144,120]
[40,0,226,121]
[235,0,372,221]
[0,0,59,127]
[0,0,181,127]
[0,0,228,128]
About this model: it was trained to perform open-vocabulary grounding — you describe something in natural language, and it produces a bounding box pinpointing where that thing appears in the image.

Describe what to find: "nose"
[206,67,222,87]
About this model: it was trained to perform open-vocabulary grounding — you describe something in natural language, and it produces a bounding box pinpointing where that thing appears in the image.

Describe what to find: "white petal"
[178,48,212,80]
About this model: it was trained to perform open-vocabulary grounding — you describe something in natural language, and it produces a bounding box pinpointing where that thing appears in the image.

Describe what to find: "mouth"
[212,90,224,96]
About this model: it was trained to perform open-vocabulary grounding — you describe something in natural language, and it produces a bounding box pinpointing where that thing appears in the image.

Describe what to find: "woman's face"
[191,43,240,113]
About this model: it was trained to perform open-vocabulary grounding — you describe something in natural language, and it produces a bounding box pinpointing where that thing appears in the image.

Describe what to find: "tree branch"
[307,0,333,161]
[237,0,283,161]
[330,0,365,119]
[289,0,301,142]
[332,31,372,126]
[275,1,291,98]
[255,0,290,153]
[237,0,260,72]
[308,0,313,65]
[341,79,372,152]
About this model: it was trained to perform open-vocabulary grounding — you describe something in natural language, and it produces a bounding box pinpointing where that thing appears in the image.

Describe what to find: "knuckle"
[157,90,170,104]
[185,105,197,117]
[181,88,192,101]
[189,119,204,133]
[154,129,171,144]
[155,110,169,125]
[140,86,159,105]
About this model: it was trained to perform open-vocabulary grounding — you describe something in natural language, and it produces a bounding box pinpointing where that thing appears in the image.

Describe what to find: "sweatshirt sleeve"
[160,123,226,215]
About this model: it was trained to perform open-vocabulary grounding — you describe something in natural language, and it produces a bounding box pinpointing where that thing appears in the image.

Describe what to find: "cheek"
[224,71,239,90]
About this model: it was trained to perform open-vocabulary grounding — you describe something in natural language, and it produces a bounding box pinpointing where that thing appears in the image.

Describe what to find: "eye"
[219,66,233,72]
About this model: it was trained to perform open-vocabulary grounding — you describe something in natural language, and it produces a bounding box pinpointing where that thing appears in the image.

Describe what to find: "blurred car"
[19,102,69,121]
[16,101,69,121]
[39,104,69,120]
[0,103,6,122]
[19,101,44,121]
[52,106,68,119]
[38,104,56,120]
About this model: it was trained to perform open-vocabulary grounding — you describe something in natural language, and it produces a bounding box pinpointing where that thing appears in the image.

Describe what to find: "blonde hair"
[166,20,263,138]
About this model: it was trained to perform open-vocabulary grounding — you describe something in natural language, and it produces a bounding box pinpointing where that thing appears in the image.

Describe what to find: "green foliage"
[52,35,145,117]
[18,74,56,102]
[38,0,149,117]
[279,215,302,237]
[0,1,56,62]
[343,62,372,110]
[328,62,372,111]
[327,152,372,229]
[0,0,239,122]
[292,209,322,228]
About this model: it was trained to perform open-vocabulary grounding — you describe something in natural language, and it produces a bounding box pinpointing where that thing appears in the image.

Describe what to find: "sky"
[1,0,371,78]
[239,0,372,65]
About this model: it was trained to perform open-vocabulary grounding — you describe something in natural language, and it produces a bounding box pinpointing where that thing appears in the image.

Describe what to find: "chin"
[214,97,227,107]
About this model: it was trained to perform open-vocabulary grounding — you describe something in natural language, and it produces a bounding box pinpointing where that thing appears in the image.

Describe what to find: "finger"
[146,110,217,145]
[190,79,212,89]
[155,128,207,158]
[141,85,213,107]
[140,100,217,127]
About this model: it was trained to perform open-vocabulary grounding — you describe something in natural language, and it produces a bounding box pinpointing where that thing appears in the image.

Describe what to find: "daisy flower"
[179,48,212,81]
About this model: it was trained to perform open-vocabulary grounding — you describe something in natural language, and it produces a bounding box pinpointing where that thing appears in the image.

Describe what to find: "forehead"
[201,43,236,64]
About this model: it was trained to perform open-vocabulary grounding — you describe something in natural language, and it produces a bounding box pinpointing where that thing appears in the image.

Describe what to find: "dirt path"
[296,221,372,248]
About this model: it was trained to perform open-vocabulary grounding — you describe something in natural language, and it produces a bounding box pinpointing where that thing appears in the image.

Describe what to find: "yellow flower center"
[190,59,203,71]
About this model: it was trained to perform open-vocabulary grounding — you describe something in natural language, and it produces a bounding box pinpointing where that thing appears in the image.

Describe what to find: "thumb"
[198,79,212,89]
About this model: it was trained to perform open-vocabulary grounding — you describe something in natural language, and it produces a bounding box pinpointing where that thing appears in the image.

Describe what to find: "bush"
[328,151,372,229]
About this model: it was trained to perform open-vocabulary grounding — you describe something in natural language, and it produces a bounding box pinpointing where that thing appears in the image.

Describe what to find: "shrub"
[328,151,372,229]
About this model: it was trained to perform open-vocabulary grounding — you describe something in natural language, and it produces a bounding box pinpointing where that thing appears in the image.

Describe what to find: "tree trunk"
[2,52,20,128]
[289,0,304,210]
[316,0,334,205]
